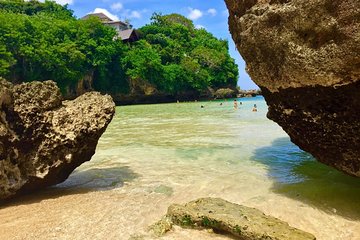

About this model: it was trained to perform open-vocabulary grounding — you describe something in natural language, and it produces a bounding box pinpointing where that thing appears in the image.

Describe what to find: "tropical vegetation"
[0,0,238,99]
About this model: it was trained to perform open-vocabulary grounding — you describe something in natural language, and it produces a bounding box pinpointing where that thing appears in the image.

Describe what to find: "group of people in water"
[200,99,258,111]
[233,99,257,111]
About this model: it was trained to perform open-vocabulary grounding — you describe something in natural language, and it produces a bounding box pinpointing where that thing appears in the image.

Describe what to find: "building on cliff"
[81,12,139,43]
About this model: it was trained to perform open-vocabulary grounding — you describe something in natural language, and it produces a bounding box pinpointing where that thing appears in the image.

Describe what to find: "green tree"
[137,13,238,94]
[122,40,163,87]
[0,0,74,19]
[0,45,15,75]
[0,0,239,99]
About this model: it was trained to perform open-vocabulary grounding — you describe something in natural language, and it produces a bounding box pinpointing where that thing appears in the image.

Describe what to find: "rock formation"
[0,79,115,200]
[225,0,360,176]
[151,198,315,239]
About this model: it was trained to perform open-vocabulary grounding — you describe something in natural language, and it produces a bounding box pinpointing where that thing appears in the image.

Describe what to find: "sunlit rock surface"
[161,198,316,239]
[225,0,360,176]
[0,79,115,200]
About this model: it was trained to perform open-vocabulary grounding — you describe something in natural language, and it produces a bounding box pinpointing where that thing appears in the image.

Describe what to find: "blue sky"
[54,0,258,90]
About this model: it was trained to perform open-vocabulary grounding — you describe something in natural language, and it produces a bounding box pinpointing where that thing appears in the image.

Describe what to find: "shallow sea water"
[1,97,360,240]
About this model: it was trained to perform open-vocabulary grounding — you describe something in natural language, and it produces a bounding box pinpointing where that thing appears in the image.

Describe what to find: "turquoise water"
[2,96,359,240]
[0,97,360,240]
[73,96,360,219]
[254,137,360,219]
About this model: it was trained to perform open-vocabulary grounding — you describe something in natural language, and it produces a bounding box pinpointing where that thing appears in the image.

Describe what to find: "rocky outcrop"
[151,198,315,239]
[214,88,236,99]
[225,0,360,176]
[0,79,115,200]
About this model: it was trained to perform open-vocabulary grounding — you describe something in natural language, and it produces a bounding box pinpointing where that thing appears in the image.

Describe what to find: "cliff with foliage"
[0,0,238,103]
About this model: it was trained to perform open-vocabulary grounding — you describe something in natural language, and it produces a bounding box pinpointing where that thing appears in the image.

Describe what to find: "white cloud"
[122,9,142,19]
[195,24,205,29]
[55,0,73,5]
[111,2,123,12]
[130,10,141,19]
[93,8,119,21]
[187,8,203,20]
[207,8,217,16]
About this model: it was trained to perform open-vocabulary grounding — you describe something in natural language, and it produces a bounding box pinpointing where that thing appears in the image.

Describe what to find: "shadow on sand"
[252,137,360,220]
[0,165,139,208]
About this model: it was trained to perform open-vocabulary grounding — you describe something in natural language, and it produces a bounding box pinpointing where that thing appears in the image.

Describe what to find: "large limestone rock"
[0,79,115,200]
[162,198,316,239]
[225,0,360,176]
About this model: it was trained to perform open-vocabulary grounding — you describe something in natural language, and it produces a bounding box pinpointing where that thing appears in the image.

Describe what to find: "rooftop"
[118,29,138,41]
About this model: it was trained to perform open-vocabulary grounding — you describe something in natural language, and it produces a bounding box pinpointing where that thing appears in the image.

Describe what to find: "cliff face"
[225,0,360,176]
[0,79,115,200]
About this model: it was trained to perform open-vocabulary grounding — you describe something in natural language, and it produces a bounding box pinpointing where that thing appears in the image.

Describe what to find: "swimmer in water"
[233,99,238,109]
[252,104,257,112]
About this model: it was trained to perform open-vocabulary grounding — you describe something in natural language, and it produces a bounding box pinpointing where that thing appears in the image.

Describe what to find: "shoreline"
[113,94,262,106]
[63,89,262,106]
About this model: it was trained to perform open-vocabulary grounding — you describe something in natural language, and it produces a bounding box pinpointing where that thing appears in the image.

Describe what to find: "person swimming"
[233,99,238,109]
[252,104,257,112]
